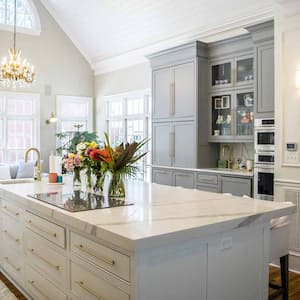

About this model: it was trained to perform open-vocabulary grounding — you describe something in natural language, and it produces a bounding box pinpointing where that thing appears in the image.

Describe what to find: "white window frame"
[56,95,93,134]
[0,0,41,35]
[104,89,151,180]
[0,91,40,163]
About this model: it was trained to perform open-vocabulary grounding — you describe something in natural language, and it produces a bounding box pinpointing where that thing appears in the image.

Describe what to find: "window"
[56,95,93,132]
[0,0,40,34]
[104,89,151,181]
[0,92,40,163]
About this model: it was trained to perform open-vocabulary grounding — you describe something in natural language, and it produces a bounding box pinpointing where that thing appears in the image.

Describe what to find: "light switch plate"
[285,151,299,163]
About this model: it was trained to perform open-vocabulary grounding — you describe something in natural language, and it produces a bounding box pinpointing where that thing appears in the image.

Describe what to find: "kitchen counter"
[0,178,291,251]
[0,179,295,300]
[152,165,253,177]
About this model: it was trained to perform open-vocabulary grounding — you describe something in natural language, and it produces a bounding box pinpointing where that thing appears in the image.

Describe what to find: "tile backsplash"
[219,143,254,165]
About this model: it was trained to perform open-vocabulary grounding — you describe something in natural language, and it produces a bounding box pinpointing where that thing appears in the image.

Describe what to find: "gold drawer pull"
[28,280,50,300]
[76,281,104,300]
[3,205,19,216]
[3,230,20,243]
[75,244,115,266]
[27,220,57,238]
[4,257,21,271]
[28,248,60,270]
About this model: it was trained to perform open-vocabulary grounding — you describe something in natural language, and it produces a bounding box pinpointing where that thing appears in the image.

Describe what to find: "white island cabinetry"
[0,181,296,300]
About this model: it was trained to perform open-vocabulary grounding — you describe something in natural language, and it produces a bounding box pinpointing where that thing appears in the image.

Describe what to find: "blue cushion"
[0,165,11,180]
[16,160,35,179]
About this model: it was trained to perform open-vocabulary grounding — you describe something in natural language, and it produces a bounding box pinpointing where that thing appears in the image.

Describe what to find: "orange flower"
[89,147,112,163]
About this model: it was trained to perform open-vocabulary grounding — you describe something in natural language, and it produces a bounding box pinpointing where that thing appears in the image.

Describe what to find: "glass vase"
[108,172,126,199]
[73,168,81,188]
[93,173,104,194]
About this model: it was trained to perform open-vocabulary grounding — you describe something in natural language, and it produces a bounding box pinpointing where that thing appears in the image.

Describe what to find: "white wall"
[94,63,151,137]
[274,0,300,272]
[0,0,94,170]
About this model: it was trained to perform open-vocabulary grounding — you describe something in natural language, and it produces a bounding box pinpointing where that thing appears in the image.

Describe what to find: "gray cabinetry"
[220,176,252,197]
[152,168,173,186]
[152,121,196,168]
[149,41,218,171]
[246,21,274,118]
[256,43,274,115]
[173,171,195,189]
[153,62,195,120]
[196,173,219,193]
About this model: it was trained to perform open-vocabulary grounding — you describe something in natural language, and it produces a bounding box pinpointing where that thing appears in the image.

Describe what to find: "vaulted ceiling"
[40,0,274,74]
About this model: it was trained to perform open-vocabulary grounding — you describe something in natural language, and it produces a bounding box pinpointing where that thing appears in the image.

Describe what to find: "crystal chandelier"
[0,0,35,88]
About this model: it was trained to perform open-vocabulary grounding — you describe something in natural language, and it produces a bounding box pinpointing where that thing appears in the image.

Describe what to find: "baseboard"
[270,252,300,274]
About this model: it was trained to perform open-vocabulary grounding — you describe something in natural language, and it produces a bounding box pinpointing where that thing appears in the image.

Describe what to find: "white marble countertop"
[152,165,253,177]
[0,178,294,251]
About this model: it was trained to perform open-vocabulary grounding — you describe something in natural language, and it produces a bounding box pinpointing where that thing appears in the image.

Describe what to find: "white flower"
[76,143,86,153]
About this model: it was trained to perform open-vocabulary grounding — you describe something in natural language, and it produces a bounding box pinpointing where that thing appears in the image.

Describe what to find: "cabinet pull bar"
[28,248,60,270]
[3,230,20,243]
[75,281,104,300]
[27,220,57,238]
[4,257,21,271]
[170,132,175,158]
[3,205,19,216]
[28,280,50,300]
[74,244,115,266]
[169,82,175,115]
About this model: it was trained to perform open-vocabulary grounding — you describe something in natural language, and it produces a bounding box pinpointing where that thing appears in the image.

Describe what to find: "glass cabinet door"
[211,62,232,87]
[236,91,254,136]
[236,57,253,84]
[211,94,232,137]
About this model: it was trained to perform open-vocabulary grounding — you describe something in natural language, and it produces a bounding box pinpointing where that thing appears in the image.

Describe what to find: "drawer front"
[24,230,67,288]
[2,213,23,251]
[197,173,218,185]
[71,232,130,281]
[1,200,23,221]
[196,185,219,193]
[25,211,66,248]
[71,261,129,300]
[25,265,67,300]
[2,247,24,285]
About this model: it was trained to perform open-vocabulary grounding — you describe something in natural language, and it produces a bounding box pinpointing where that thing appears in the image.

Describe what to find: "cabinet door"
[256,43,274,115]
[152,123,172,167]
[153,67,173,119]
[152,168,173,186]
[173,122,196,168]
[174,62,195,118]
[173,171,194,189]
[220,176,252,197]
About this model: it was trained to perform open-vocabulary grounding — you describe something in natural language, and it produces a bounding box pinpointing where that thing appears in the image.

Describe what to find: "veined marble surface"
[0,178,295,251]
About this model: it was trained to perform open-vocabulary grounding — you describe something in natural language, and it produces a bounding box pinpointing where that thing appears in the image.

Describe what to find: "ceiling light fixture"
[0,0,35,88]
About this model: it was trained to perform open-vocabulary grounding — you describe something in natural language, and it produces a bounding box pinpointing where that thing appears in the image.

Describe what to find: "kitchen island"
[0,179,295,300]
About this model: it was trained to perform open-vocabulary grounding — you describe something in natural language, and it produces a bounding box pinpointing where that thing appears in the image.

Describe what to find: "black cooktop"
[28,191,133,212]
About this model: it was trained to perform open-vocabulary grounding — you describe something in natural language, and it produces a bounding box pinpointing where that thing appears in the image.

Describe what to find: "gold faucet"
[25,147,41,181]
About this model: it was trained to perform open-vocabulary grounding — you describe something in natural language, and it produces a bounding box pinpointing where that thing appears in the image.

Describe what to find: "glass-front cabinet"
[209,89,254,142]
[210,56,253,89]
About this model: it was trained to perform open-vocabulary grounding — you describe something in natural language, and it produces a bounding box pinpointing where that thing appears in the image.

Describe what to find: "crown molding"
[93,6,274,75]
[39,0,92,65]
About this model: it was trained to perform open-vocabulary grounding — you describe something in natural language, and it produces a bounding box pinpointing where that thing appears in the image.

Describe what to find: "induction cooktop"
[28,191,134,212]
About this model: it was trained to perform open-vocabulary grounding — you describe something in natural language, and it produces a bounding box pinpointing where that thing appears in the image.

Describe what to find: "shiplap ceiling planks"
[40,0,274,74]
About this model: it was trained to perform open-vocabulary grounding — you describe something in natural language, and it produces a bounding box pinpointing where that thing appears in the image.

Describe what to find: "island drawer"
[70,231,130,281]
[1,247,24,286]
[2,212,23,251]
[197,173,218,185]
[24,230,68,289]
[25,211,66,248]
[70,261,129,300]
[25,265,67,300]
[1,200,23,221]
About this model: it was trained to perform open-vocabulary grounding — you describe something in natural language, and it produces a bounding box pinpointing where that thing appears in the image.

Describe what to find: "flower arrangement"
[63,133,149,197]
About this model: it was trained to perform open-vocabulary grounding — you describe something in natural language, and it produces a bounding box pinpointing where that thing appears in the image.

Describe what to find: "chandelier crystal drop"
[0,0,35,88]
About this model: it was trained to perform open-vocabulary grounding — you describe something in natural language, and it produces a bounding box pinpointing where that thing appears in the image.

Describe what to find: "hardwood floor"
[0,272,26,300]
[1,267,300,300]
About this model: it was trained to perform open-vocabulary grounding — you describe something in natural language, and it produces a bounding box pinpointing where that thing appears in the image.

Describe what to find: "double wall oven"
[254,119,275,201]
